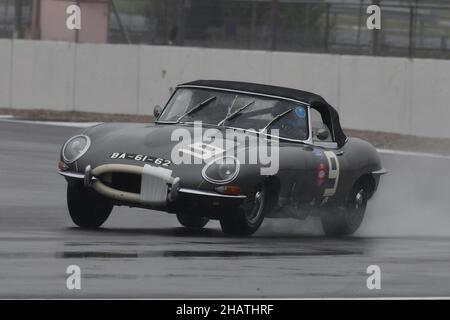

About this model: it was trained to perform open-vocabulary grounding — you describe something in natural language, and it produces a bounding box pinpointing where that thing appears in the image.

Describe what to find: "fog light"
[215,185,241,195]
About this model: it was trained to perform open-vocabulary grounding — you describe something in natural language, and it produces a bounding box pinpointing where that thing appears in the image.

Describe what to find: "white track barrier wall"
[1,39,449,138]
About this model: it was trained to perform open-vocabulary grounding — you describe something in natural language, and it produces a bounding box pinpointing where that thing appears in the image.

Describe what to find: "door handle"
[335,150,344,156]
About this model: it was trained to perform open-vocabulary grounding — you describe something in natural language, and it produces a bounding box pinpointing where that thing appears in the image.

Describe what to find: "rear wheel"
[321,181,368,236]
[67,183,113,229]
[176,213,209,229]
[220,183,267,236]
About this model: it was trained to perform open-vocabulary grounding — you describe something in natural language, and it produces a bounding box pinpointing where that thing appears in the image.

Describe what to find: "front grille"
[109,173,141,194]
[95,165,172,206]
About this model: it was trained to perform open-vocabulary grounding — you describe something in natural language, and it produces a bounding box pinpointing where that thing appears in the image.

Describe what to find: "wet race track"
[1,121,450,298]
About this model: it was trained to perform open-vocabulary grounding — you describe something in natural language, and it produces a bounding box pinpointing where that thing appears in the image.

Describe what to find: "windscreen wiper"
[217,100,255,126]
[177,96,216,123]
[261,108,294,132]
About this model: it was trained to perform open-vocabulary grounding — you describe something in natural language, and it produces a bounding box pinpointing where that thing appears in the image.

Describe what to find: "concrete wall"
[74,43,139,114]
[1,39,449,138]
[10,40,75,110]
[0,39,11,109]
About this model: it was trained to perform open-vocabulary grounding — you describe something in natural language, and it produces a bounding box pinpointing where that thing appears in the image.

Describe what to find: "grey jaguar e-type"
[58,80,386,236]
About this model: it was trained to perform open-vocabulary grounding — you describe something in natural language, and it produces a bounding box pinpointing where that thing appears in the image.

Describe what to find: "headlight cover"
[62,135,91,164]
[201,156,240,184]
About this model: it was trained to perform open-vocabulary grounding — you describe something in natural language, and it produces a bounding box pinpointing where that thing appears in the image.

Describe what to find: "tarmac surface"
[0,121,449,298]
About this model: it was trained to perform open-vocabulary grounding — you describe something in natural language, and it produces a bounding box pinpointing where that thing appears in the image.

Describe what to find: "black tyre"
[321,180,368,236]
[220,183,267,236]
[176,213,209,229]
[67,183,113,229]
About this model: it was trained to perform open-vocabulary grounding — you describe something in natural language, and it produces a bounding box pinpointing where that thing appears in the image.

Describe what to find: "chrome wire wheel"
[220,182,267,236]
[321,181,369,237]
[245,186,265,225]
[345,188,366,230]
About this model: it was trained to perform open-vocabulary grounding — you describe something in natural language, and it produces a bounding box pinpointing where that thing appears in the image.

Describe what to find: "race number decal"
[179,142,225,160]
[323,151,340,197]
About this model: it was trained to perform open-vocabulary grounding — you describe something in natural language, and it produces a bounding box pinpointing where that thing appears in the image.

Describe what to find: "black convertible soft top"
[180,80,347,146]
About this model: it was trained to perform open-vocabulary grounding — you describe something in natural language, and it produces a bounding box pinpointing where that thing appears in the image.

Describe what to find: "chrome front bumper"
[58,164,246,206]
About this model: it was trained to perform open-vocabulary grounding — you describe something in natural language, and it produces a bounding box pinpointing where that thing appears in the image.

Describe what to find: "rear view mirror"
[153,105,162,119]
[316,128,329,141]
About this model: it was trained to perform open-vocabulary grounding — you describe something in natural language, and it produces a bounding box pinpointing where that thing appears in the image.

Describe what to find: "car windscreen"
[158,87,309,141]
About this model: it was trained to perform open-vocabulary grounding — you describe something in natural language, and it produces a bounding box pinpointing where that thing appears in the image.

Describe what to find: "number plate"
[110,152,172,167]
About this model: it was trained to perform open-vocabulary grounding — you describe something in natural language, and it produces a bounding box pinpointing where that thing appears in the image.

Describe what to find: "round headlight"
[62,135,90,163]
[202,156,240,184]
[218,160,237,180]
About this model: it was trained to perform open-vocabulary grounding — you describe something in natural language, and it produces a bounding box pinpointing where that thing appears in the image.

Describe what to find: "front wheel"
[220,183,267,236]
[67,183,113,229]
[321,181,368,236]
[176,213,209,230]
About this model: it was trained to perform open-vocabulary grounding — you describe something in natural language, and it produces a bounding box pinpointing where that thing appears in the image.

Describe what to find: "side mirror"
[316,128,329,141]
[153,105,162,119]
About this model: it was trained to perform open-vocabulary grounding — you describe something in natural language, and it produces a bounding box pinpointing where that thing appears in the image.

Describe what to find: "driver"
[270,101,308,140]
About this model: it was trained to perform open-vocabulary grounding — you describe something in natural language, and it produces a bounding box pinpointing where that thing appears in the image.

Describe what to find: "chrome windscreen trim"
[177,84,311,106]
